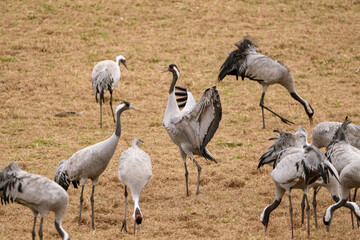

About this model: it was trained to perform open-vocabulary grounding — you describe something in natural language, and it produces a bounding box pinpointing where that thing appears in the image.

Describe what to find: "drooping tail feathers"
[54,160,70,191]
[218,36,257,82]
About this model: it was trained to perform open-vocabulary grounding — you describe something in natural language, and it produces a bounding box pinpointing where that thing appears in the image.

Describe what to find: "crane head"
[116,101,139,113]
[162,64,180,74]
[116,55,128,70]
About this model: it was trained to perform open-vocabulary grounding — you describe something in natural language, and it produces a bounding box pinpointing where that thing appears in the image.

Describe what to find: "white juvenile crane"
[55,101,138,230]
[1,162,70,240]
[92,55,128,128]
[118,138,152,234]
[163,64,222,196]
[260,144,338,239]
[218,36,314,129]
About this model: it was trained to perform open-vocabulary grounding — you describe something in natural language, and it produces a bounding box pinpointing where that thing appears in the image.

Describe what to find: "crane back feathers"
[218,37,257,81]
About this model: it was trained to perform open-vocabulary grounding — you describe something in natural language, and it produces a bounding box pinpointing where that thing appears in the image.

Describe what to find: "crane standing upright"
[92,55,128,128]
[55,101,138,230]
[163,64,222,196]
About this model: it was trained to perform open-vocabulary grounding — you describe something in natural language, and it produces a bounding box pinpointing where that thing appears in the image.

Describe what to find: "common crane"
[323,117,360,231]
[218,36,314,129]
[260,144,338,238]
[118,138,152,234]
[1,162,70,240]
[55,101,138,229]
[92,55,128,128]
[163,64,222,196]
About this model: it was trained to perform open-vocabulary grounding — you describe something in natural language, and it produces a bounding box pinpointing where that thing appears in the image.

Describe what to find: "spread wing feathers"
[0,162,23,205]
[258,130,301,168]
[175,86,197,111]
[218,37,257,81]
[92,68,114,101]
[54,160,70,191]
[174,86,222,153]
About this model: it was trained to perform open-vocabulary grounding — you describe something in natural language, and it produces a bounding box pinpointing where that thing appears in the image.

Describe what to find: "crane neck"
[115,108,125,137]
[169,70,179,94]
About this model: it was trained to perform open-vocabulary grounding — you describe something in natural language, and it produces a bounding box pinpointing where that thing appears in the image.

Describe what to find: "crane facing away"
[1,162,70,240]
[118,138,152,234]
[55,101,138,230]
[92,55,128,128]
[163,64,222,196]
[218,36,314,129]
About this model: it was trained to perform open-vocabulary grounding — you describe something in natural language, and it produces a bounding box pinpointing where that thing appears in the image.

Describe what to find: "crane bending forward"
[218,36,314,129]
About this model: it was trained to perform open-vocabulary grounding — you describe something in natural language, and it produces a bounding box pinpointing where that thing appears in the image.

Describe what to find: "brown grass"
[0,0,360,239]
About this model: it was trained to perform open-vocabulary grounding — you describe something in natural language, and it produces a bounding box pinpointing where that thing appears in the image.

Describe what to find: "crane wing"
[173,86,222,151]
[175,86,197,113]
[92,68,114,95]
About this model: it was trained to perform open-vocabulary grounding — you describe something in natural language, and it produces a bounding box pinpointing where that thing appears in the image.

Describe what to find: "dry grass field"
[1,0,360,239]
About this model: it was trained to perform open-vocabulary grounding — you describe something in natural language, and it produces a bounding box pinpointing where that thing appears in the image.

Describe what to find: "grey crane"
[311,120,360,228]
[258,126,308,169]
[260,144,338,238]
[92,55,128,128]
[258,126,344,228]
[218,36,314,129]
[1,162,70,240]
[55,101,138,229]
[118,138,152,234]
[311,121,360,150]
[163,64,222,196]
[323,117,360,230]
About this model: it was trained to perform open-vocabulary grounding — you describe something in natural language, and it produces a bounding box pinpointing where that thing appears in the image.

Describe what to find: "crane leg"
[305,194,310,236]
[78,185,85,226]
[313,187,321,229]
[192,158,202,195]
[109,90,116,123]
[259,92,294,128]
[288,192,294,239]
[38,217,44,240]
[100,96,103,128]
[184,161,189,197]
[121,186,128,232]
[300,194,305,226]
[32,215,37,240]
[90,185,96,230]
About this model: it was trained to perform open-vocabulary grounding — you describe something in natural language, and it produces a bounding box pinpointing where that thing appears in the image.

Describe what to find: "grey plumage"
[323,117,360,231]
[163,64,222,196]
[118,138,152,234]
[311,121,360,149]
[258,126,307,168]
[218,36,314,129]
[1,162,70,240]
[54,101,138,230]
[92,55,128,128]
[260,144,338,238]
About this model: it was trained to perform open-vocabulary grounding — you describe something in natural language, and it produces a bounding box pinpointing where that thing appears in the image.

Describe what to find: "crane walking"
[55,101,138,230]
[218,37,314,129]
[1,162,70,240]
[163,64,222,196]
[118,138,152,234]
[92,55,128,128]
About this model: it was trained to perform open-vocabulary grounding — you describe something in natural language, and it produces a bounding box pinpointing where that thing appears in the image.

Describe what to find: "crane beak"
[309,117,313,125]
[161,66,169,73]
[121,60,128,70]
[129,105,140,111]
[326,224,330,232]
